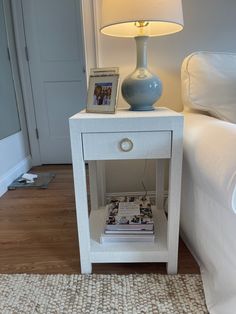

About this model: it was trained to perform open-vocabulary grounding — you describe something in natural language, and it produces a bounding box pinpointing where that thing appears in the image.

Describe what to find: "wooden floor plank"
[0,165,199,274]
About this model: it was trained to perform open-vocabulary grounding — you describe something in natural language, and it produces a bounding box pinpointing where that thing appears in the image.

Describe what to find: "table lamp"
[100,0,184,111]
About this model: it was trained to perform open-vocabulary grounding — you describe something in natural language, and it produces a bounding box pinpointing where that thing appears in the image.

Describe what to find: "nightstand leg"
[70,132,92,274]
[88,161,106,209]
[88,161,99,210]
[166,131,183,274]
[156,159,165,210]
[96,161,106,206]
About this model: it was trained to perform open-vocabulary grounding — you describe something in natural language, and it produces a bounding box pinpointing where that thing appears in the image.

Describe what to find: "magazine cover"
[105,196,154,231]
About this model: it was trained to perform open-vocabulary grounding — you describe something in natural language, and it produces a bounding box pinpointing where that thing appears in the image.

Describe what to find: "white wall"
[93,0,236,193]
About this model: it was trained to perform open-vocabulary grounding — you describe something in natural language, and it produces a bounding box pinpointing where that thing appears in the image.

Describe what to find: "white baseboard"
[106,190,156,198]
[106,190,168,199]
[0,155,32,197]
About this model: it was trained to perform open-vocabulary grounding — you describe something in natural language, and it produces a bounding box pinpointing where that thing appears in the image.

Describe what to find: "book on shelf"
[104,196,154,232]
[100,196,156,243]
[100,233,155,244]
[104,229,154,235]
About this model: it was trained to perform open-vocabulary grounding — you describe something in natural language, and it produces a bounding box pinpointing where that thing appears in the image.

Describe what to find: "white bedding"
[183,112,236,213]
[181,112,236,314]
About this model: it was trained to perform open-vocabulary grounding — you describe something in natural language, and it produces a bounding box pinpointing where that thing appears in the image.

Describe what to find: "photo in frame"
[86,68,119,113]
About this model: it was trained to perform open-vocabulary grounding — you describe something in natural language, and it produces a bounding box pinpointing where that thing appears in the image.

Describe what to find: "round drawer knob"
[119,138,133,152]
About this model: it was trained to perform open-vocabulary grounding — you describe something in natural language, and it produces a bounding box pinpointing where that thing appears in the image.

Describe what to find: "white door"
[21,0,87,163]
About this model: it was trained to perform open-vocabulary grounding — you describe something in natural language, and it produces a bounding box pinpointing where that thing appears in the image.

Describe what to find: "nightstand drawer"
[82,131,171,160]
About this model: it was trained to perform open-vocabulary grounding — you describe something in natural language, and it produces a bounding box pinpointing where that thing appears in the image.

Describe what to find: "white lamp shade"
[101,0,184,37]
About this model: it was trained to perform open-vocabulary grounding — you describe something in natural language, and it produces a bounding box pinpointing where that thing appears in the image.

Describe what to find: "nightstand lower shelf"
[89,207,168,263]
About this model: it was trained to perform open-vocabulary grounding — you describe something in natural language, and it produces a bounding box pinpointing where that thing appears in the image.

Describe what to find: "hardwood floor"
[0,165,199,274]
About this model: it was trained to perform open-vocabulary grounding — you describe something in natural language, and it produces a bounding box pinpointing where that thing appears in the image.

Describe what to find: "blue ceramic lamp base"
[121,36,162,111]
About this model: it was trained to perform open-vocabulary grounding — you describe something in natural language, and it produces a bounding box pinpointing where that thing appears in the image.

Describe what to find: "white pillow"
[182,51,236,123]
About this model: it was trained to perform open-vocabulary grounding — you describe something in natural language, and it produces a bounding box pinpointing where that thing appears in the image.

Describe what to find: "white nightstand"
[69,108,183,274]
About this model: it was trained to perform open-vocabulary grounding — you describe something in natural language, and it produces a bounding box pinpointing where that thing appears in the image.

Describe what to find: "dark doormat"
[8,173,56,190]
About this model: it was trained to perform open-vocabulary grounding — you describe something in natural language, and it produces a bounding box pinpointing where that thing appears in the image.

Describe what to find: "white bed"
[180,52,236,314]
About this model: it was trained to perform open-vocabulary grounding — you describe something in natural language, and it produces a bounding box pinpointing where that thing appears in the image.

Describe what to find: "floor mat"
[0,274,208,314]
[8,172,55,190]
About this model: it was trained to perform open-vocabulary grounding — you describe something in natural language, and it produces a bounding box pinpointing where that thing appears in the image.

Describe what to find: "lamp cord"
[141,160,148,201]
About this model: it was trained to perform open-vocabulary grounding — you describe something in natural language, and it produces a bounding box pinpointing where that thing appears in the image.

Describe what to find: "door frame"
[11,0,97,165]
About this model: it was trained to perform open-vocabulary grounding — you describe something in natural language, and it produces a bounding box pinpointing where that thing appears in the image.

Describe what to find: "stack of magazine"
[100,196,155,243]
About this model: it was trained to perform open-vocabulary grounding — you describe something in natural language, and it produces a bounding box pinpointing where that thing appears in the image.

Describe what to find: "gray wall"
[94,0,236,193]
[98,0,236,112]
[0,0,20,140]
[0,1,30,196]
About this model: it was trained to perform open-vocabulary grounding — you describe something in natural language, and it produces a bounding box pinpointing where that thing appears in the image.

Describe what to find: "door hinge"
[7,47,10,62]
[25,46,29,62]
[35,128,39,139]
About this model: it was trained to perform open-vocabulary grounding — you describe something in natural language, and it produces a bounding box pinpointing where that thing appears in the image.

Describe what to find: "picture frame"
[86,68,119,114]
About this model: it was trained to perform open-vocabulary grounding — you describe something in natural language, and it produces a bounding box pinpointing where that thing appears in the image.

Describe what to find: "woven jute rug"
[0,274,208,314]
